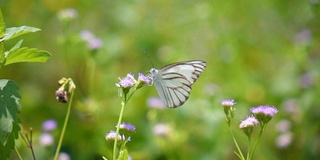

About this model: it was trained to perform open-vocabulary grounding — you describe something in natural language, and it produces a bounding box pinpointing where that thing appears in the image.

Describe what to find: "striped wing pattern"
[151,60,206,108]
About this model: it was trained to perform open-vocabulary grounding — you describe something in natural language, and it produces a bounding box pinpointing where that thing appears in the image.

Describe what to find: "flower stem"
[229,124,245,160]
[246,134,252,160]
[53,91,75,160]
[15,147,23,160]
[248,124,266,160]
[113,98,126,160]
[19,129,36,160]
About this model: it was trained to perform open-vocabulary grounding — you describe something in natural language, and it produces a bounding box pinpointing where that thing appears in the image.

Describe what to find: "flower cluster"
[239,116,259,129]
[106,130,131,142]
[116,73,151,99]
[221,99,279,160]
[239,116,259,137]
[250,105,279,125]
[221,99,236,124]
[221,99,236,107]
[107,73,150,159]
[117,122,136,132]
[106,122,135,150]
[116,73,135,89]
[39,119,58,147]
[80,30,103,51]
[221,100,278,132]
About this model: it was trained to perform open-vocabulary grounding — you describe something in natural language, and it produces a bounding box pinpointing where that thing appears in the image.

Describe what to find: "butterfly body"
[149,60,207,108]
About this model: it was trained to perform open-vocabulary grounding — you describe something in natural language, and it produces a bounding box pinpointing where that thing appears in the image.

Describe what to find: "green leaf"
[0,26,41,42]
[0,8,5,39]
[0,80,21,159]
[8,40,23,51]
[0,130,15,160]
[102,156,109,160]
[116,149,129,160]
[0,9,5,66]
[0,42,5,65]
[4,47,51,66]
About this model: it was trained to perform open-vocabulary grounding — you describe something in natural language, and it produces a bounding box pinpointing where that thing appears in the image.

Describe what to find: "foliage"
[0,80,21,159]
[0,8,51,159]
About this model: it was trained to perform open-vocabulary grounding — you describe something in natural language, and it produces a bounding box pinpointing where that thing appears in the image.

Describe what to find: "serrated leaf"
[0,9,5,39]
[0,79,21,146]
[0,130,15,160]
[9,40,23,51]
[4,47,51,66]
[0,26,40,42]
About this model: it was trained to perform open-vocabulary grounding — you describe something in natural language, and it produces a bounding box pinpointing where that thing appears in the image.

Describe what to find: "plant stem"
[113,99,126,160]
[246,134,252,160]
[19,129,36,160]
[229,125,245,160]
[53,91,75,160]
[248,124,266,160]
[112,86,137,160]
[15,147,23,160]
[29,130,36,160]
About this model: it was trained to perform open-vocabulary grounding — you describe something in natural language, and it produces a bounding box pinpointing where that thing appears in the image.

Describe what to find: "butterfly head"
[149,68,158,76]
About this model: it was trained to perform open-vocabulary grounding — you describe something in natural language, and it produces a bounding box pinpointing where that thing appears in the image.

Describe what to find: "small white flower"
[239,116,259,129]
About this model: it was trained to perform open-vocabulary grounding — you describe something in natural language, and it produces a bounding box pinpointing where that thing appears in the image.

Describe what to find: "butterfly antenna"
[145,51,155,68]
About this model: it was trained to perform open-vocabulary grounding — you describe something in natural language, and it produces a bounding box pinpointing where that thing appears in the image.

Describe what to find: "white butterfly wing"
[151,60,206,108]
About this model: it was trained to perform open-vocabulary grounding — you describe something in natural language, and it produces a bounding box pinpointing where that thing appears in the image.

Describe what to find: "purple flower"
[42,119,57,131]
[300,72,314,88]
[80,30,103,50]
[275,132,293,149]
[117,122,136,132]
[239,116,259,129]
[116,74,135,88]
[221,99,236,107]
[105,130,131,143]
[282,98,298,114]
[138,73,151,85]
[294,29,311,46]
[147,97,165,109]
[153,124,172,137]
[239,115,259,137]
[39,133,54,146]
[80,30,95,41]
[58,152,71,160]
[105,130,122,141]
[88,37,103,50]
[250,105,279,124]
[134,73,151,89]
[276,120,291,133]
[250,105,278,117]
[221,99,236,120]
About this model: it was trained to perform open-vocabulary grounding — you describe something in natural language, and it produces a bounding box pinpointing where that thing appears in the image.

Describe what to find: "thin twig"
[19,128,36,160]
[14,147,23,160]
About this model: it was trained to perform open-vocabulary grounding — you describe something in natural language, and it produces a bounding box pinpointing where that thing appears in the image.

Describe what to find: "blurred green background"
[1,0,320,159]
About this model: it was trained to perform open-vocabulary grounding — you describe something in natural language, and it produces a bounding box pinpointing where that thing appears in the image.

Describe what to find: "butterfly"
[149,60,207,108]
